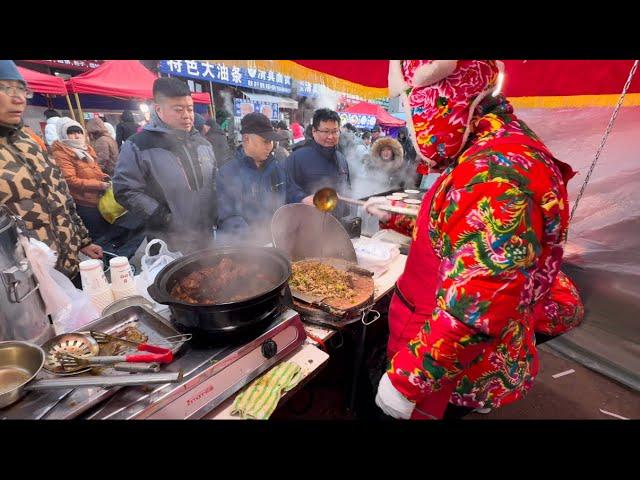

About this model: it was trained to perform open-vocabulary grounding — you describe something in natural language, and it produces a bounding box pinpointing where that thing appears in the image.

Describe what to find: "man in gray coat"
[113,78,218,253]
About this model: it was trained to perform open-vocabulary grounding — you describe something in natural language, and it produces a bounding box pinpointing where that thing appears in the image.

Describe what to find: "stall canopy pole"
[73,92,85,128]
[64,94,77,121]
[209,81,216,119]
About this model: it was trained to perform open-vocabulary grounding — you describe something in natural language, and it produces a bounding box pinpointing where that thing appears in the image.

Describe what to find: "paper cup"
[109,256,135,292]
[88,287,114,313]
[79,259,109,294]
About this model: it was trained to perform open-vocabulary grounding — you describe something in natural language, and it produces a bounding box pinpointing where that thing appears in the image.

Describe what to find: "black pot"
[147,246,291,344]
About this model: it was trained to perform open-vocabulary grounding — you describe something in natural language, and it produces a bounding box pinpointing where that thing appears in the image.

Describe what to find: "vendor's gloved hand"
[375,373,415,419]
[364,196,392,222]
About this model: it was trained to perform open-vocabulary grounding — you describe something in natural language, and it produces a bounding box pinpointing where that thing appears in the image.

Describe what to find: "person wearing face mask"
[216,113,290,245]
[113,77,218,252]
[0,61,103,282]
[366,60,583,420]
[53,118,111,242]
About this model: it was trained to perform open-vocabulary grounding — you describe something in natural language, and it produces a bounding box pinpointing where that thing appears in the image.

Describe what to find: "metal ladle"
[312,187,418,217]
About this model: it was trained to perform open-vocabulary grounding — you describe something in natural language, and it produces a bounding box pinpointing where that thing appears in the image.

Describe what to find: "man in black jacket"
[113,78,217,253]
[115,110,139,150]
[285,109,350,217]
[204,118,232,167]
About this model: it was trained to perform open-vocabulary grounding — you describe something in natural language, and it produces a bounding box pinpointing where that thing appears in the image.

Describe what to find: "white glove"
[375,373,415,419]
[364,196,392,222]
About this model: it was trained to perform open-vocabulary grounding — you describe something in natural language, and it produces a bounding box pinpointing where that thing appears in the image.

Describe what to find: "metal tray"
[1,305,184,419]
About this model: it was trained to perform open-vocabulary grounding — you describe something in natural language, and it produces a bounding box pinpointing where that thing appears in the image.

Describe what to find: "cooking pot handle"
[1,263,40,303]
[146,282,172,304]
[362,309,381,326]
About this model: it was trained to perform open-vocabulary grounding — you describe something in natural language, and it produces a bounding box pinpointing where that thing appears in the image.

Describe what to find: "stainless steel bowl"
[0,341,45,408]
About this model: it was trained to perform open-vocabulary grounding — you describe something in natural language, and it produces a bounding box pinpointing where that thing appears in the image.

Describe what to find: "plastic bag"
[49,268,100,334]
[140,239,182,286]
[19,236,69,315]
[352,236,400,277]
[19,237,99,334]
[98,187,127,224]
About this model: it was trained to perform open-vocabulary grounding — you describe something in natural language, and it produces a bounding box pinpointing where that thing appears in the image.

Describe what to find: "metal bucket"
[0,208,54,344]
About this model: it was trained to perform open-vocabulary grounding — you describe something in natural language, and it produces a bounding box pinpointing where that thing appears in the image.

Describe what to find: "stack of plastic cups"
[79,259,114,313]
[109,256,137,301]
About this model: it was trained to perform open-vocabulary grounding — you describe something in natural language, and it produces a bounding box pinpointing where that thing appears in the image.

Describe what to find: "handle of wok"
[146,283,173,304]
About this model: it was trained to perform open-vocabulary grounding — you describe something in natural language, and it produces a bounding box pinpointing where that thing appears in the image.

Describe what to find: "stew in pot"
[170,258,276,305]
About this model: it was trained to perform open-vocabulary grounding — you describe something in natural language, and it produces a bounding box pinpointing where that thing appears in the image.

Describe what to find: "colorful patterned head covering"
[401,60,502,172]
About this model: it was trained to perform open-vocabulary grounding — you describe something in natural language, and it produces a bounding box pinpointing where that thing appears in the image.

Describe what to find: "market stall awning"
[66,60,211,104]
[242,92,298,109]
[343,101,405,127]
[211,60,640,107]
[501,60,640,107]
[17,66,67,95]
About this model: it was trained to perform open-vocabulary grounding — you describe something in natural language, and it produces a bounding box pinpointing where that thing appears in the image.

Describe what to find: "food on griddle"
[170,258,275,305]
[290,261,356,300]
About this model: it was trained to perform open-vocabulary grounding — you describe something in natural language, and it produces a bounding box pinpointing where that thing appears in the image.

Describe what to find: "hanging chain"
[569,60,639,224]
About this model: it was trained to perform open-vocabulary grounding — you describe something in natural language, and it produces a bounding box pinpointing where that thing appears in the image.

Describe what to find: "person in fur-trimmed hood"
[366,136,417,191]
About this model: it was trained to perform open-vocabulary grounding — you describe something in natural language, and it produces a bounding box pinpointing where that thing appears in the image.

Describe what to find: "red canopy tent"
[17,66,67,95]
[66,60,211,104]
[17,66,77,121]
[66,61,212,125]
[343,101,405,127]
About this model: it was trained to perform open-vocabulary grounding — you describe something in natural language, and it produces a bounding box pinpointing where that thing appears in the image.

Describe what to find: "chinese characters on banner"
[23,60,103,71]
[159,60,321,98]
[160,60,293,95]
[234,99,280,121]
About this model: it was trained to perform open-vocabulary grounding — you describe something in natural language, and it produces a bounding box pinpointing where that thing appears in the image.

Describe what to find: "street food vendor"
[364,60,584,419]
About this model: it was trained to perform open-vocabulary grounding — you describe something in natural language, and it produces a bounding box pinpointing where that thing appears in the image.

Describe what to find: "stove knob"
[261,340,278,359]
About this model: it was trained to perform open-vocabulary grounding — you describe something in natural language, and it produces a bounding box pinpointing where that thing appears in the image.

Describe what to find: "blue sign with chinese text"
[159,60,292,95]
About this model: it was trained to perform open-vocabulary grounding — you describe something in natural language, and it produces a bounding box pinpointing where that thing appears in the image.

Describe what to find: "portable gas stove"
[4,306,305,420]
[80,307,306,419]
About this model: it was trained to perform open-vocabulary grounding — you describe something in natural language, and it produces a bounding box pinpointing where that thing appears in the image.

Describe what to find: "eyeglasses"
[0,84,34,99]
[315,129,340,136]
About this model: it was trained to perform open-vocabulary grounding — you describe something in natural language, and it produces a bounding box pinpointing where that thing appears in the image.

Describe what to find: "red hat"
[291,123,305,143]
